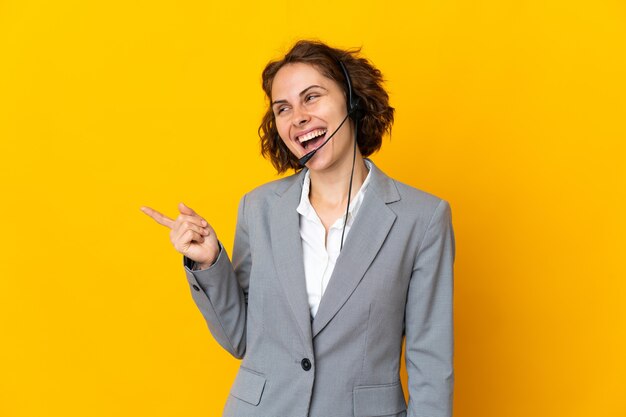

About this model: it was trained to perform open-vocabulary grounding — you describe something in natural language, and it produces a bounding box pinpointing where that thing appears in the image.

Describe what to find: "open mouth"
[297,128,327,152]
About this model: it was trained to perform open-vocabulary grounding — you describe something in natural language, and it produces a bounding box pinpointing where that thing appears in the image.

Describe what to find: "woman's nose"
[292,105,310,126]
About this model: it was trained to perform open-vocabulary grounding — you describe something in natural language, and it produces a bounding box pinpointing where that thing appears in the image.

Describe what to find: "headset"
[339,59,361,120]
[336,59,361,251]
[297,59,361,166]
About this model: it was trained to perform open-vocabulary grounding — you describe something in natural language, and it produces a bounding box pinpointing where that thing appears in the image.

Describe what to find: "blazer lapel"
[312,163,400,338]
[269,171,314,353]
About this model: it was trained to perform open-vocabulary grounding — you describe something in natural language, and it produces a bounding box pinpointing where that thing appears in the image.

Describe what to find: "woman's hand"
[140,202,219,269]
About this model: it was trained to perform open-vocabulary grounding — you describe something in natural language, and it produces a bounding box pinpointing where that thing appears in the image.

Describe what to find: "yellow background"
[1,0,625,416]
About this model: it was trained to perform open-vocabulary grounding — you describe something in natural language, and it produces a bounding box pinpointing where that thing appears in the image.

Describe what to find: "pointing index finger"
[140,206,174,229]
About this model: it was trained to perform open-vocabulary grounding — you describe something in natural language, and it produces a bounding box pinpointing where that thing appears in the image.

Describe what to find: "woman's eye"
[305,94,318,102]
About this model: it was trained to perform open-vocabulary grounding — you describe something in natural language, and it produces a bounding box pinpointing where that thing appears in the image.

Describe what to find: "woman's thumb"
[178,202,195,215]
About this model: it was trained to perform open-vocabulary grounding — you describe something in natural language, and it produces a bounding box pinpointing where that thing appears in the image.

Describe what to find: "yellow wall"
[1,1,624,416]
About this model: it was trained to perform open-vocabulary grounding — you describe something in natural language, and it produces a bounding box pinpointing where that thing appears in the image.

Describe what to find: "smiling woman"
[141,40,455,417]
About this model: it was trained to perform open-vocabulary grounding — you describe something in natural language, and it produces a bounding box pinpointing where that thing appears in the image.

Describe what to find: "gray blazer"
[184,161,455,417]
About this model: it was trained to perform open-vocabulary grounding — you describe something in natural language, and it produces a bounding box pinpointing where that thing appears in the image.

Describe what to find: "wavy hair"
[259,40,395,174]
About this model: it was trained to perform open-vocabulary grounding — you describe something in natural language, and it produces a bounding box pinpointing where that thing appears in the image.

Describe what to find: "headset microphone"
[297,112,351,166]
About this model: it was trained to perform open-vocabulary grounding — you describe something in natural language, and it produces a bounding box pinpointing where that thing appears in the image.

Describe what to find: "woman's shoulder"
[366,164,452,233]
[392,178,446,206]
[240,171,303,205]
[389,179,451,225]
[370,163,449,212]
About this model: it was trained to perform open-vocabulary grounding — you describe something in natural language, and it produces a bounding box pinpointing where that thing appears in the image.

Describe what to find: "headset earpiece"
[337,60,362,120]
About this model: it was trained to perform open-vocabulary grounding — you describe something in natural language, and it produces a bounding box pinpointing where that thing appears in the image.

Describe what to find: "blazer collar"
[273,159,401,204]
[269,159,400,346]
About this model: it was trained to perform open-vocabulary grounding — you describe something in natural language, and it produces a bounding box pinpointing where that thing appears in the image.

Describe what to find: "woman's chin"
[305,146,357,173]
[304,152,333,172]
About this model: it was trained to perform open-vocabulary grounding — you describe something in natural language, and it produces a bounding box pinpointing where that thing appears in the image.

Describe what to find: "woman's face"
[271,62,355,172]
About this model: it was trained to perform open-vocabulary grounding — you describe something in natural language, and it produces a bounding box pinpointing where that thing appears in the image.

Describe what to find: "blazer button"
[192,285,200,291]
[301,358,312,371]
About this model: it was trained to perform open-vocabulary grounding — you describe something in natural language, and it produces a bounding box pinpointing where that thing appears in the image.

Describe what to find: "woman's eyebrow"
[299,85,327,96]
[272,85,328,106]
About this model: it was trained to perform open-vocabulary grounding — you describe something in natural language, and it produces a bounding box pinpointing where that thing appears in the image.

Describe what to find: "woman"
[142,40,455,417]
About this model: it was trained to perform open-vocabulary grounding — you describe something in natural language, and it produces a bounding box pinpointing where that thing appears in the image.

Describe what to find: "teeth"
[298,129,327,143]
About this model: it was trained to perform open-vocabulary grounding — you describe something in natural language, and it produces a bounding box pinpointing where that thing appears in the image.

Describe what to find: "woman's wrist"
[193,245,220,270]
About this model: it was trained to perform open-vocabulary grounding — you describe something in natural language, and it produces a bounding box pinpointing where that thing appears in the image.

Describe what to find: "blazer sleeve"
[182,194,252,359]
[405,199,455,417]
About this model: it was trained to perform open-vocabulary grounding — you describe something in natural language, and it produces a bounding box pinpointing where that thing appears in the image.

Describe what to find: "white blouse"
[296,160,372,318]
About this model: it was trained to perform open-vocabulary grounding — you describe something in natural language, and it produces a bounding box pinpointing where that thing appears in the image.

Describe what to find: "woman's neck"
[308,156,369,208]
